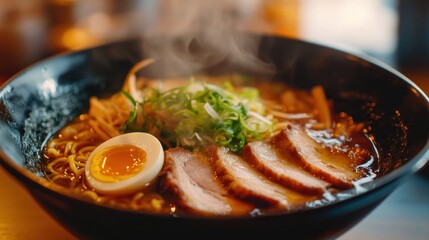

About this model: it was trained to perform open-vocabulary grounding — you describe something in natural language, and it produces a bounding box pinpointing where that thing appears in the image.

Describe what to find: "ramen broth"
[42,74,379,216]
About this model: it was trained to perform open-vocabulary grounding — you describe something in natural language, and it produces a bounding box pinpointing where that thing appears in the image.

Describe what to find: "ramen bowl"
[0,34,428,240]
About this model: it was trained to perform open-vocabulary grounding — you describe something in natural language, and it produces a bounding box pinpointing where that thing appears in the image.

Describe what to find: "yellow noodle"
[49,140,68,149]
[61,126,79,138]
[262,99,283,110]
[70,168,85,188]
[75,155,91,162]
[73,139,93,153]
[64,141,74,155]
[71,141,91,154]
[67,154,79,176]
[89,97,109,119]
[50,174,72,184]
[151,198,164,212]
[75,130,95,141]
[82,190,99,201]
[46,157,68,174]
[89,120,111,141]
[79,146,97,154]
[131,192,145,210]
[270,110,313,120]
[273,121,292,131]
[46,148,61,158]
[75,162,86,167]
[92,115,120,138]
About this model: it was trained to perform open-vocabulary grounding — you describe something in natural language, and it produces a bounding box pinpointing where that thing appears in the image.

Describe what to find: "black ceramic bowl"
[1,35,428,240]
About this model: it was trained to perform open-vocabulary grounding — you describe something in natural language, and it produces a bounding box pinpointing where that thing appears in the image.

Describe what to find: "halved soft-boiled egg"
[85,132,164,195]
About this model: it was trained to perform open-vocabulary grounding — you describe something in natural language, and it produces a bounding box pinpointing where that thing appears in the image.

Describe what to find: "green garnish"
[122,78,272,152]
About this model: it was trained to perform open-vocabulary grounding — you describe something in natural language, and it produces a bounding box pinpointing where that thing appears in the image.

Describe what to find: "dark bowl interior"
[1,34,429,240]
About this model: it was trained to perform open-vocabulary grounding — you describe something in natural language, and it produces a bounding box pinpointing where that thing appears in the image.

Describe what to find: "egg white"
[85,132,164,195]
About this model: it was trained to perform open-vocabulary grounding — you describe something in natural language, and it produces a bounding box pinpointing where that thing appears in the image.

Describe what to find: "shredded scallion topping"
[122,78,272,152]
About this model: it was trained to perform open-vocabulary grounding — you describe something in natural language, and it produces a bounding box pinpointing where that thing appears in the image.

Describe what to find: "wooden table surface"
[1,166,429,240]
[1,71,428,240]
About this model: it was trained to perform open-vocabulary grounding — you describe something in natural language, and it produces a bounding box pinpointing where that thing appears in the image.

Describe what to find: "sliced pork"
[207,146,310,209]
[160,148,253,216]
[243,141,330,195]
[272,124,361,188]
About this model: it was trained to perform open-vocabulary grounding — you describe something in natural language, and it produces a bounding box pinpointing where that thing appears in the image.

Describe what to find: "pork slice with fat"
[207,146,310,209]
[160,147,252,216]
[273,124,361,188]
[243,141,330,195]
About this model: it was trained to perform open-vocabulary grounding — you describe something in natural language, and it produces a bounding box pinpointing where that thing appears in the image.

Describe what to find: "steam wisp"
[140,0,274,77]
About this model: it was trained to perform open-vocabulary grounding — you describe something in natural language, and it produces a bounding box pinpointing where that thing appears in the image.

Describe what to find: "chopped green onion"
[122,78,272,152]
[204,102,221,119]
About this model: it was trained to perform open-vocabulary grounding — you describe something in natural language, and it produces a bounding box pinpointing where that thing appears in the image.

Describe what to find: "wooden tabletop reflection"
[0,167,76,240]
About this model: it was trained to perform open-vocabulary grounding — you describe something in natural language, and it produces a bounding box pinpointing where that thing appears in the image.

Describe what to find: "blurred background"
[0,0,428,94]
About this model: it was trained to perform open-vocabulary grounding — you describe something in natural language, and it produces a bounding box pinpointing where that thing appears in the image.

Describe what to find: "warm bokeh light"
[262,0,300,37]
[299,0,398,65]
[61,27,94,50]
[0,0,427,89]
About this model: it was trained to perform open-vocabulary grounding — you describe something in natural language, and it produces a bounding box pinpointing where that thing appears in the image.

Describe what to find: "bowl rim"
[1,34,429,220]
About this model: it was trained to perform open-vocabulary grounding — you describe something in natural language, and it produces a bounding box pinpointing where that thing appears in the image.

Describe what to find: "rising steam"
[140,0,275,77]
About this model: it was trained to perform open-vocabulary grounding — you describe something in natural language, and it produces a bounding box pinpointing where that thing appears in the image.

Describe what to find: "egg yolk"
[89,144,146,183]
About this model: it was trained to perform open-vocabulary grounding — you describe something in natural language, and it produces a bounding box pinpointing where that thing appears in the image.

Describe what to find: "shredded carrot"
[311,85,331,129]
